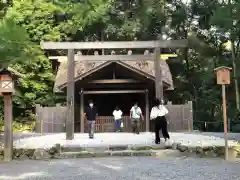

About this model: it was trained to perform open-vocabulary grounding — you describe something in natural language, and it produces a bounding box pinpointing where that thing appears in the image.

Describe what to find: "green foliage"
[7,0,64,41]
[0,0,240,133]
[0,18,30,67]
[0,120,35,132]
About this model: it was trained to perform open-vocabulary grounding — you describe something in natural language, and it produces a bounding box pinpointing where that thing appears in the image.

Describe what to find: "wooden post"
[56,103,61,132]
[154,46,163,99]
[188,119,191,132]
[66,49,75,140]
[214,66,232,161]
[228,118,231,133]
[222,84,228,160]
[35,104,41,133]
[40,118,43,135]
[80,89,84,133]
[3,93,13,161]
[188,101,193,131]
[145,90,149,132]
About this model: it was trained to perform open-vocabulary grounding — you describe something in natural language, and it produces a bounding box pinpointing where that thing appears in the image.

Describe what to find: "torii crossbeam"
[40,39,188,140]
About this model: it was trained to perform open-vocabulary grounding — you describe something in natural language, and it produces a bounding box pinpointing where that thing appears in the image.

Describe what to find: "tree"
[210,0,240,111]
[0,18,30,67]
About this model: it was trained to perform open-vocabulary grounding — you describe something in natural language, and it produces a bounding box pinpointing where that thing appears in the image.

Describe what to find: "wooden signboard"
[214,66,232,85]
[214,66,232,161]
[0,69,14,94]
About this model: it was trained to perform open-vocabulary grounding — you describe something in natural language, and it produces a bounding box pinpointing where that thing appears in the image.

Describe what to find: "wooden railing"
[35,101,193,133]
[84,116,146,132]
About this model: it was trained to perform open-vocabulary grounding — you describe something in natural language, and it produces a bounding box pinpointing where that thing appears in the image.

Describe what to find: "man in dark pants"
[83,100,98,139]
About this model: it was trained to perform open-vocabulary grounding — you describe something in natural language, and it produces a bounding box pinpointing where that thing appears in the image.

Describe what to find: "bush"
[0,120,35,132]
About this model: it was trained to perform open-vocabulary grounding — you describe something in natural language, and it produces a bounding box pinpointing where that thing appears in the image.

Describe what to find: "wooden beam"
[76,54,154,61]
[66,49,75,140]
[80,89,84,133]
[145,90,150,132]
[41,40,188,50]
[154,47,163,99]
[83,90,147,94]
[49,54,178,62]
[49,55,153,61]
[87,79,141,84]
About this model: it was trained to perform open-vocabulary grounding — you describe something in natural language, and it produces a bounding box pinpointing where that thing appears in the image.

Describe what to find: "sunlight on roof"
[0,172,46,180]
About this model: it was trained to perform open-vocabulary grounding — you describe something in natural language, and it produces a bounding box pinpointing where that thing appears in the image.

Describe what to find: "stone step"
[60,144,171,153]
[56,150,156,159]
[1,143,240,161]
[54,149,197,159]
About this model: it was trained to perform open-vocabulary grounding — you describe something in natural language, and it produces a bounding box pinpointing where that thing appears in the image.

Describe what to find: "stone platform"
[1,132,240,161]
[12,132,240,149]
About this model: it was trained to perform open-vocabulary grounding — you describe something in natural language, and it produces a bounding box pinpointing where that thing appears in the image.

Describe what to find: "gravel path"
[0,157,239,180]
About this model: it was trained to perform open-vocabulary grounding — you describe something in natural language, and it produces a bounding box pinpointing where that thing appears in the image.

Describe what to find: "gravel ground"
[0,157,240,180]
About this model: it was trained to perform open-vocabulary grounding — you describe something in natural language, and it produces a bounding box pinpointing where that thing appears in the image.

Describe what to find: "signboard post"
[214,66,232,161]
[0,68,14,161]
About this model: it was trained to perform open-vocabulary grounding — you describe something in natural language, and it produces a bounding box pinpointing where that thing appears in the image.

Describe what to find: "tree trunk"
[231,40,240,110]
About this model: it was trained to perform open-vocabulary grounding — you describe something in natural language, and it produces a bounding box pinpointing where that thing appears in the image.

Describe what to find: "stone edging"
[0,143,240,161]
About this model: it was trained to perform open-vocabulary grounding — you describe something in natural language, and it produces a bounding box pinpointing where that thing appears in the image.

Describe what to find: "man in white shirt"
[113,106,123,132]
[130,102,143,134]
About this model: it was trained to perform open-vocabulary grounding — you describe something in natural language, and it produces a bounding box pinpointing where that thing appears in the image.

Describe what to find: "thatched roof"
[53,56,174,92]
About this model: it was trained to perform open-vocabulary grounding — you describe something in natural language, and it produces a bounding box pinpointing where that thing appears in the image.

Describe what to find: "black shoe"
[155,140,160,144]
[89,136,94,139]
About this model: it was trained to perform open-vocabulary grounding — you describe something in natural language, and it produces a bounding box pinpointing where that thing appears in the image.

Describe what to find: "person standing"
[83,100,98,139]
[150,98,170,144]
[130,102,143,134]
[112,106,123,132]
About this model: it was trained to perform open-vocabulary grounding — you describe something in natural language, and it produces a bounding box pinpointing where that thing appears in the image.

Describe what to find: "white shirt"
[113,110,123,120]
[130,106,142,119]
[150,105,168,120]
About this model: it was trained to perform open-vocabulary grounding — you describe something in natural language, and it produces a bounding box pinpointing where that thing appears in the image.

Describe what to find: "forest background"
[0,0,239,132]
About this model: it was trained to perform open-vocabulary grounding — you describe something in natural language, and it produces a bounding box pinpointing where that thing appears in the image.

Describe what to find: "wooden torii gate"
[41,40,188,140]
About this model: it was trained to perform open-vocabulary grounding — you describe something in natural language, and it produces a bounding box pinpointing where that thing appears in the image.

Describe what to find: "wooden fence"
[35,101,193,133]
[35,104,67,133]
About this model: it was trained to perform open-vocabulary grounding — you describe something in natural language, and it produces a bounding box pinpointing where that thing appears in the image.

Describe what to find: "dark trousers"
[115,119,121,131]
[87,120,95,138]
[154,116,170,143]
[131,119,140,134]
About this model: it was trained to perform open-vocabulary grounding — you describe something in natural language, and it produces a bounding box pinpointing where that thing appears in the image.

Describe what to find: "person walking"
[130,102,143,134]
[113,106,123,132]
[150,98,170,144]
[83,100,98,139]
